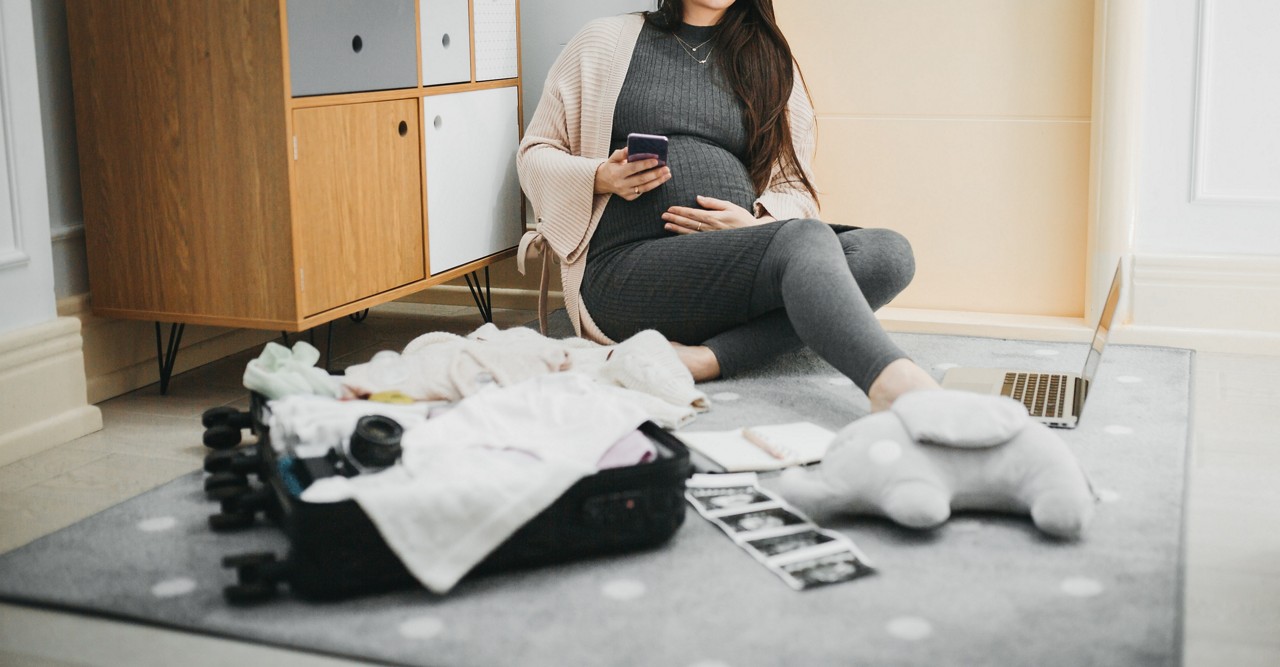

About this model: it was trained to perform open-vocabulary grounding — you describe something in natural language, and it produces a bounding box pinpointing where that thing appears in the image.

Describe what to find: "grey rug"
[0,320,1193,667]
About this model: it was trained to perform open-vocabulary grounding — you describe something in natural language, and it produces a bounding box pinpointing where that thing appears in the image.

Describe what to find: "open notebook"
[676,422,836,472]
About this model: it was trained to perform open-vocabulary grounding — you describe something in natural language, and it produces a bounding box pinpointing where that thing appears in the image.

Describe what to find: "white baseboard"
[877,307,1095,342]
[1122,254,1280,355]
[59,295,278,404]
[394,284,564,313]
[0,317,102,467]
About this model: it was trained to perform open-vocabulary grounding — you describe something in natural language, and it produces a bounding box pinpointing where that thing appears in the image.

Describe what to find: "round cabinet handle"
[351,35,363,53]
[398,120,408,137]
[442,33,451,49]
[433,115,443,130]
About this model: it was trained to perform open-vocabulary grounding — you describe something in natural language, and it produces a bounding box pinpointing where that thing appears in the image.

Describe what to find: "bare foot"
[670,342,721,382]
[867,358,941,412]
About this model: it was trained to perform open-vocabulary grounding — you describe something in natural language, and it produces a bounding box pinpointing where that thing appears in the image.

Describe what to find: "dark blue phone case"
[626,133,669,166]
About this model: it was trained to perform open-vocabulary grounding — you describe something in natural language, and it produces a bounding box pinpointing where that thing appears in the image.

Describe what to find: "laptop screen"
[1081,262,1123,385]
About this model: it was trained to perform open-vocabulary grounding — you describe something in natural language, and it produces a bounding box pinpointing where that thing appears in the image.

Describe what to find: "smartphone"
[626,133,669,167]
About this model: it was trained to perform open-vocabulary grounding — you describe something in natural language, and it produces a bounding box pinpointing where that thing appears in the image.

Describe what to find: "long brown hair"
[645,0,819,205]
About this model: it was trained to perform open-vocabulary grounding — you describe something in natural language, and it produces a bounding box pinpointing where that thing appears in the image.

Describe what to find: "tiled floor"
[1,306,1278,666]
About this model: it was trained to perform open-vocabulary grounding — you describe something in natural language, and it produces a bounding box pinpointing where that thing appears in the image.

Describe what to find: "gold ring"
[697,222,703,231]
[633,187,639,195]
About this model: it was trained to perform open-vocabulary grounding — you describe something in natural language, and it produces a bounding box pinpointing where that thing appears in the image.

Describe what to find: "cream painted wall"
[775,0,1095,318]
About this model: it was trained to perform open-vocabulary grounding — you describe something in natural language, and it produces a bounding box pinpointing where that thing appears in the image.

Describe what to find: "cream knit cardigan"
[517,14,820,344]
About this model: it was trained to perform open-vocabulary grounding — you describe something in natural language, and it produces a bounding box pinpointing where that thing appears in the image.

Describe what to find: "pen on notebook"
[742,428,793,461]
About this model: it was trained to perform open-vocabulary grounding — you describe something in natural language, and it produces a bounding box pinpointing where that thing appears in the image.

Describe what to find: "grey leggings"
[584,218,916,393]
[703,219,914,391]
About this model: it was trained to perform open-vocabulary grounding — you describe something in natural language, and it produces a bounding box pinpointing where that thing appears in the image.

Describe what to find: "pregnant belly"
[624,136,757,229]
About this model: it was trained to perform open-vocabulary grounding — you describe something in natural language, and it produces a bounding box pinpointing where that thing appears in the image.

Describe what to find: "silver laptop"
[940,262,1123,429]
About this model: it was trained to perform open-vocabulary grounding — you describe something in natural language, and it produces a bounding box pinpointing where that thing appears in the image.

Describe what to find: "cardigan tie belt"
[517,229,552,335]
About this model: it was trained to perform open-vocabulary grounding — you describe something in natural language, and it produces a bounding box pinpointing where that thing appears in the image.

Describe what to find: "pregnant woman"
[518,0,940,410]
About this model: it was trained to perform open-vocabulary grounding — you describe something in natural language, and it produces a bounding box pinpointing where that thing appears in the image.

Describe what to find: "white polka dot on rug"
[868,439,902,465]
[1117,375,1143,384]
[710,392,741,402]
[1034,349,1060,357]
[150,577,197,598]
[1104,425,1134,436]
[886,616,933,641]
[602,579,646,601]
[948,519,983,533]
[1096,489,1121,503]
[398,616,445,640]
[934,362,959,371]
[1060,577,1105,597]
[825,376,854,387]
[137,516,177,533]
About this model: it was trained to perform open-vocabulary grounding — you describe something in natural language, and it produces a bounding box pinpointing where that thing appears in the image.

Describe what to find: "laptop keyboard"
[1001,372,1068,418]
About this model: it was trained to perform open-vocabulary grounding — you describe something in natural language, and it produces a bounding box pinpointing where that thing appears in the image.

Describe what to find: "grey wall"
[31,0,88,299]
[520,0,654,129]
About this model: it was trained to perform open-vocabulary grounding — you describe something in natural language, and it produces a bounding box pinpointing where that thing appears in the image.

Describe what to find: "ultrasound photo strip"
[685,484,782,518]
[766,546,876,591]
[685,473,876,590]
[708,504,810,537]
[741,526,842,560]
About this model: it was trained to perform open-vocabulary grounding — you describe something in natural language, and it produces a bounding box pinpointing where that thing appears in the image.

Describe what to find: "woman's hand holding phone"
[595,148,671,201]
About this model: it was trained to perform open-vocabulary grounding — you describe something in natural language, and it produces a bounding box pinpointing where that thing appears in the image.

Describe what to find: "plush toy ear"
[891,389,1029,448]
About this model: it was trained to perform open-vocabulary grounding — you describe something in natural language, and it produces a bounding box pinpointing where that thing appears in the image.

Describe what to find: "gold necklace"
[672,33,715,65]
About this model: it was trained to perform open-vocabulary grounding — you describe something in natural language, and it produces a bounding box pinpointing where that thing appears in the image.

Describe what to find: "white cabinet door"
[421,0,472,86]
[473,0,518,81]
[423,86,523,274]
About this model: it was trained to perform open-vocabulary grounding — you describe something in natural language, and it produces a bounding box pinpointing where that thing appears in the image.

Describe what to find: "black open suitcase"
[201,392,693,603]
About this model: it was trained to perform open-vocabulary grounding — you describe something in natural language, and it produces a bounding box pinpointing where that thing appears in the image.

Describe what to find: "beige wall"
[777,0,1094,317]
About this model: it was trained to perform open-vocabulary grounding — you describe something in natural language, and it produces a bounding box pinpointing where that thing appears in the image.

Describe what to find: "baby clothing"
[243,341,345,400]
[341,323,708,429]
[302,373,651,594]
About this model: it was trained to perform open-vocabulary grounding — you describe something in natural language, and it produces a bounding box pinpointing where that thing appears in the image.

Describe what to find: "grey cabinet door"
[288,0,417,96]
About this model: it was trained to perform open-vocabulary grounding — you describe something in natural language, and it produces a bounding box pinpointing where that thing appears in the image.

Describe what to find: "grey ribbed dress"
[581,20,916,391]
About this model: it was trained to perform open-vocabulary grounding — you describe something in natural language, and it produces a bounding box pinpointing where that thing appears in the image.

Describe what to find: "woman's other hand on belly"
[663,195,776,234]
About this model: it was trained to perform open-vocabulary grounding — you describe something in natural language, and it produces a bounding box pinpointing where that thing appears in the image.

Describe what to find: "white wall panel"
[0,0,58,334]
[1134,0,1280,256]
[1191,0,1280,202]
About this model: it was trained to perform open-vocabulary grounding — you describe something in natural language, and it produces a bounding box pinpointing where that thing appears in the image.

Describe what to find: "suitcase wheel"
[209,510,255,532]
[202,406,252,430]
[224,583,277,605]
[204,472,249,496]
[202,424,243,450]
[203,446,262,475]
[208,486,274,531]
[222,552,284,604]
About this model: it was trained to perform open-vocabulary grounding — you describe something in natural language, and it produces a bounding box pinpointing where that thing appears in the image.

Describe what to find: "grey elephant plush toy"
[770,389,1097,539]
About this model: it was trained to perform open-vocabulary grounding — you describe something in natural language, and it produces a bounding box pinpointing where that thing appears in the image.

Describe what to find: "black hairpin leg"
[464,267,494,324]
[300,323,336,373]
[348,309,370,323]
[154,322,186,395]
[279,331,289,346]
[324,320,335,373]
